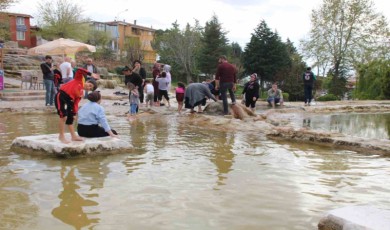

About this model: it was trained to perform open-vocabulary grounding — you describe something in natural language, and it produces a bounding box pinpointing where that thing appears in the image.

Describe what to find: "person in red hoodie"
[55,68,98,143]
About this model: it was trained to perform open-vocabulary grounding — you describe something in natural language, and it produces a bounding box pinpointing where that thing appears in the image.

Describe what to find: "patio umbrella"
[27,38,96,57]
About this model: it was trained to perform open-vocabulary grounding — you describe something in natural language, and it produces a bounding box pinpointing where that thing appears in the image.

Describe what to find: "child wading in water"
[54,68,98,143]
[127,82,139,121]
[143,79,154,108]
[175,82,186,113]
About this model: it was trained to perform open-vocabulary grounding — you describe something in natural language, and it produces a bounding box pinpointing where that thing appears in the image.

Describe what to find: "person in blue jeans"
[127,82,139,121]
[40,55,55,106]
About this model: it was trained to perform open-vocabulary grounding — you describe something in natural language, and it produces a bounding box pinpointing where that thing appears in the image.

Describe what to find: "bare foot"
[59,136,71,144]
[71,136,84,141]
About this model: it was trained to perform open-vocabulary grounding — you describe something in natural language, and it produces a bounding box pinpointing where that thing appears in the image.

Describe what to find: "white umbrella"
[27,38,96,56]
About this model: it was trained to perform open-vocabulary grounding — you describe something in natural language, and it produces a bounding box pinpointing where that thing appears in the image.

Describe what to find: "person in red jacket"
[55,68,98,143]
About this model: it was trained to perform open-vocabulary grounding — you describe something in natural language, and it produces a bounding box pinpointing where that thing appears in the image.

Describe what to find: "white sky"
[7,0,390,50]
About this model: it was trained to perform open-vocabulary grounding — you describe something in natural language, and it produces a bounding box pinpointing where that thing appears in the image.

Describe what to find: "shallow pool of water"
[300,112,390,140]
[1,113,389,229]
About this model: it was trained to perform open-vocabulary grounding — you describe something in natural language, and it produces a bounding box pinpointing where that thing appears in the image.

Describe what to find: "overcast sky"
[7,0,390,54]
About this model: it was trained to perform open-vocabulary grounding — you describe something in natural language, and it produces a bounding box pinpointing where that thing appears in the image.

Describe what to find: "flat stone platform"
[318,205,390,230]
[11,134,133,158]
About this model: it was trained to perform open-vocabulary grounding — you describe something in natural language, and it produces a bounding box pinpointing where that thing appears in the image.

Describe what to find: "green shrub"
[282,92,289,102]
[317,94,339,101]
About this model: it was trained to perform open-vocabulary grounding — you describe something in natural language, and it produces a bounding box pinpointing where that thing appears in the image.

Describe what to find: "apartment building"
[0,12,36,48]
[90,20,156,64]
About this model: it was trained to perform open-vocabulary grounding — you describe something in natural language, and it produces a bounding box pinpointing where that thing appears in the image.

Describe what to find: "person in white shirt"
[60,57,73,83]
[143,79,154,108]
[155,71,171,107]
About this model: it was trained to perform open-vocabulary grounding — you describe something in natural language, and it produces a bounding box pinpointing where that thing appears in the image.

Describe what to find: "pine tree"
[243,20,290,90]
[197,15,229,77]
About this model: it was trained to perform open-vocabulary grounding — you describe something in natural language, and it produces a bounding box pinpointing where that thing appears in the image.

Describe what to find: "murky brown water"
[1,113,389,230]
[300,112,390,139]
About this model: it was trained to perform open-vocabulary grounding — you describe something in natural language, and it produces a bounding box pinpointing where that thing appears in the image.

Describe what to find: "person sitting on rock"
[267,83,284,108]
[77,91,118,138]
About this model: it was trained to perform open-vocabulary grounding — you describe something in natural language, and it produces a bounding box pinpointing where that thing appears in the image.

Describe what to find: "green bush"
[317,94,339,101]
[282,92,289,102]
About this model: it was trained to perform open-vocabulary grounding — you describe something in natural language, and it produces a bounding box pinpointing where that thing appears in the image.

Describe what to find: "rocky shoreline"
[2,77,390,156]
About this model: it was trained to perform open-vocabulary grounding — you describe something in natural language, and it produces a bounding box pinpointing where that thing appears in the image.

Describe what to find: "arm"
[242,83,247,94]
[204,86,217,101]
[97,106,111,133]
[254,83,260,99]
[73,98,81,114]
[278,89,283,99]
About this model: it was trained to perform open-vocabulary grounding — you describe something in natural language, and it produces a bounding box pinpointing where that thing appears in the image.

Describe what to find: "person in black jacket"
[242,73,260,112]
[40,55,55,106]
[123,66,142,111]
[302,67,316,106]
[132,60,147,104]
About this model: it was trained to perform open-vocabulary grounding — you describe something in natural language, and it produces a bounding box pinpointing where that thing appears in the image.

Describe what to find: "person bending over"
[54,68,98,143]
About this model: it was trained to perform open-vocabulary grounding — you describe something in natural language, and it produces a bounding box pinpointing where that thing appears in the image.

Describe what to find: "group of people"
[42,52,316,144]
[121,60,173,120]
[40,55,115,143]
[40,56,100,107]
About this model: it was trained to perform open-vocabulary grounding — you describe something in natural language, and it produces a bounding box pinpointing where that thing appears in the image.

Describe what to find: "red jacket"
[59,68,89,113]
[215,62,237,83]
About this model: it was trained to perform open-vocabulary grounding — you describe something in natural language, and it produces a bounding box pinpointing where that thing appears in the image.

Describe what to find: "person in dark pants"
[242,73,260,112]
[184,83,217,113]
[152,62,161,106]
[77,91,118,138]
[132,60,147,104]
[123,66,142,111]
[302,67,316,106]
[215,55,237,115]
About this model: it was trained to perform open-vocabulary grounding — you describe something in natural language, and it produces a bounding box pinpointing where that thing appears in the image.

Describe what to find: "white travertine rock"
[11,134,133,158]
[318,205,390,230]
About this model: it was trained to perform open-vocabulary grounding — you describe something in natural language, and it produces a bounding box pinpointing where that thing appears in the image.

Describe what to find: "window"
[16,17,25,25]
[16,31,25,41]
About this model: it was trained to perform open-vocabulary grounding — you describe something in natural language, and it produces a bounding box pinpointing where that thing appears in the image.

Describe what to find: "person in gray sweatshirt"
[184,82,217,113]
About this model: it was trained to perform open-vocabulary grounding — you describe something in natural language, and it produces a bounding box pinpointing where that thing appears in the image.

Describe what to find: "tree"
[36,0,90,41]
[87,30,114,61]
[302,0,390,78]
[0,13,10,42]
[123,36,144,65]
[0,0,18,11]
[279,39,307,101]
[227,42,244,78]
[354,60,390,99]
[0,0,18,42]
[243,20,290,90]
[153,21,202,84]
[197,14,229,77]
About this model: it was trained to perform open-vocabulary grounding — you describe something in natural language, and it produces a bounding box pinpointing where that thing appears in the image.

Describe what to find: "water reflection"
[52,165,99,229]
[1,113,390,229]
[302,112,390,139]
[210,132,235,187]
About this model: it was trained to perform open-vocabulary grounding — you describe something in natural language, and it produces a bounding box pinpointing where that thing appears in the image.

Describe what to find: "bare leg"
[58,117,71,144]
[68,124,84,141]
[197,105,203,113]
[178,102,183,113]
